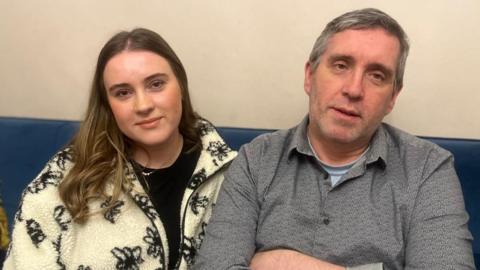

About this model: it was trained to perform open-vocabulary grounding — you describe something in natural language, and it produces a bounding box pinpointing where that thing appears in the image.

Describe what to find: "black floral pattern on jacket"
[52,149,73,170]
[198,121,215,136]
[26,219,46,247]
[189,193,209,215]
[101,197,125,224]
[53,234,66,270]
[54,205,71,231]
[143,226,164,259]
[27,164,63,194]
[133,195,158,220]
[188,168,207,190]
[206,141,231,162]
[111,246,144,270]
[181,222,207,267]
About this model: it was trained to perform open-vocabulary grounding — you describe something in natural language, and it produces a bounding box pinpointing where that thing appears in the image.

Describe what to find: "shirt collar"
[288,115,387,169]
[364,124,388,168]
[287,115,316,158]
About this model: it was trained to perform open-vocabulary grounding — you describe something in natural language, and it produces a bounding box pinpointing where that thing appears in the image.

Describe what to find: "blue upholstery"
[0,117,79,226]
[1,117,479,266]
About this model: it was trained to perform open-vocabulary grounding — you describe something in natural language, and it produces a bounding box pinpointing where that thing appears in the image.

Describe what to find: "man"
[193,8,474,270]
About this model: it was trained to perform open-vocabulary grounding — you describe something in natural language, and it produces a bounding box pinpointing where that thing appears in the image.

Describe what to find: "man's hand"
[250,249,346,270]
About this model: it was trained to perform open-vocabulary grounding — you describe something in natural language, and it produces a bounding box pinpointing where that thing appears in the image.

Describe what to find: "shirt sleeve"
[404,153,475,269]
[193,145,259,270]
[193,143,388,270]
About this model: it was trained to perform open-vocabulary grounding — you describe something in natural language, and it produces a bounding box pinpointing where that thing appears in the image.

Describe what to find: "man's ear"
[304,61,313,95]
[386,87,402,114]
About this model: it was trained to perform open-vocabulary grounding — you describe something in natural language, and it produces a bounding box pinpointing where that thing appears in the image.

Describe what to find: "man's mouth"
[332,107,361,118]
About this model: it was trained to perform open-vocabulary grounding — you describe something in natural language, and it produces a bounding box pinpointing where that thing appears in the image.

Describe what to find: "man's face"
[304,28,401,148]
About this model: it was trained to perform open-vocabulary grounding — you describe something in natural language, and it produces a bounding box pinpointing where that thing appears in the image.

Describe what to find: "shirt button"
[323,218,330,225]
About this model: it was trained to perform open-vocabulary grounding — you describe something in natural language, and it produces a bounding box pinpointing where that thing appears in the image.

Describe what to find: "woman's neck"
[132,132,184,169]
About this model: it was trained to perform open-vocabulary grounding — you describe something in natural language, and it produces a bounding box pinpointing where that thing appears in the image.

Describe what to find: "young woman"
[4,28,236,270]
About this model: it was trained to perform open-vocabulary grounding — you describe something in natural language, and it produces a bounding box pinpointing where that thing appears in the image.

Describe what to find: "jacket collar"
[126,118,237,195]
[186,119,237,190]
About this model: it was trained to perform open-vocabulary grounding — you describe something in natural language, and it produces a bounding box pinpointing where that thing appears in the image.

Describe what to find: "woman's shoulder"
[196,118,230,145]
[196,118,237,160]
[196,118,216,136]
[25,148,74,195]
[6,149,73,253]
[17,148,74,219]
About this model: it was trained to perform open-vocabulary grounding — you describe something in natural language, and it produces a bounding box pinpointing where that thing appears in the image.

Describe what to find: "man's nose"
[342,71,364,99]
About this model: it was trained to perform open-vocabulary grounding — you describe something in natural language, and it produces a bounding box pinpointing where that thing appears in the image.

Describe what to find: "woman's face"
[103,50,183,151]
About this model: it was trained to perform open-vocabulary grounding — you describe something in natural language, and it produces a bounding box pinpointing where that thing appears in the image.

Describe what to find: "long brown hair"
[59,28,201,223]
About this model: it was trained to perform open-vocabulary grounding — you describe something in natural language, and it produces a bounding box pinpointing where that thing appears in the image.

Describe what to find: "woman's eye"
[150,80,165,89]
[114,89,132,98]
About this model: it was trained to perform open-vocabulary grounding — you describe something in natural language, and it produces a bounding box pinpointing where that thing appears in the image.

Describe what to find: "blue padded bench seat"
[1,116,479,267]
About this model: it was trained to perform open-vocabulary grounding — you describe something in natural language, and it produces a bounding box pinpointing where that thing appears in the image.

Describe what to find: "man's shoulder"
[241,126,296,155]
[381,123,453,163]
[229,125,301,177]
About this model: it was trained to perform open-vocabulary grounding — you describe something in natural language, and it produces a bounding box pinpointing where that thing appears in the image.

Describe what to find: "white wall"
[1,0,479,139]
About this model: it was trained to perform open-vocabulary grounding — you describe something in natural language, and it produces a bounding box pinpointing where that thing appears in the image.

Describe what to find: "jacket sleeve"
[404,153,475,269]
[193,145,258,270]
[4,159,71,270]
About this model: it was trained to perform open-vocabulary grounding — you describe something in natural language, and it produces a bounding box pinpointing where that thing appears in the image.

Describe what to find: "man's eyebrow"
[327,54,354,63]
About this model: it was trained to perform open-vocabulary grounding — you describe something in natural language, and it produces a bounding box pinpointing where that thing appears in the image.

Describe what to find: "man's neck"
[307,129,370,167]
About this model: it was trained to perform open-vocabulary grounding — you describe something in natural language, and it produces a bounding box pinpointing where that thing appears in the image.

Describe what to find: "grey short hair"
[308,8,409,91]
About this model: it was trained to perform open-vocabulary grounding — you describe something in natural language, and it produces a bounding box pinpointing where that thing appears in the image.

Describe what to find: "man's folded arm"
[250,249,383,270]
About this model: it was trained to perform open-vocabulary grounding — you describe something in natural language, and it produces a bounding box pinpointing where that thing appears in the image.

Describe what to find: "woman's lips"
[136,117,161,128]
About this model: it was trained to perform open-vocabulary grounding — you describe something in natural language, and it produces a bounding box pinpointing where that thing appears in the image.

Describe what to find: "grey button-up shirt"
[194,118,474,270]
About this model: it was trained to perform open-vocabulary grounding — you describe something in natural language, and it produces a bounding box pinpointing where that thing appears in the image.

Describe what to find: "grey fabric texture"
[348,263,383,270]
[193,117,474,270]
[345,263,383,270]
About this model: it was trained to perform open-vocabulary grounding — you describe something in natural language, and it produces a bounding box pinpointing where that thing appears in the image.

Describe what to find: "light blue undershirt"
[307,136,368,187]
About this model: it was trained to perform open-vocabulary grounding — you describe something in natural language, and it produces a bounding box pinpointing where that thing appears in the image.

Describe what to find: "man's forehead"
[322,28,401,69]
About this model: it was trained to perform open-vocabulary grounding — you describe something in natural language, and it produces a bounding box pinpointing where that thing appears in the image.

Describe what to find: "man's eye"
[333,62,348,71]
[370,72,385,82]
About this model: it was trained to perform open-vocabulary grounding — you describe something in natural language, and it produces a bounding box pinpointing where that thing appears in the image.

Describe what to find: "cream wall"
[1,0,479,139]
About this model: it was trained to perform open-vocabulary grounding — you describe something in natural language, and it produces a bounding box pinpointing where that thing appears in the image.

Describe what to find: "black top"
[133,145,201,269]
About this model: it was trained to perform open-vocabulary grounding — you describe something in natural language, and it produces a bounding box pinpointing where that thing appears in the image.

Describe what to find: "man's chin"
[309,122,365,145]
[323,128,363,145]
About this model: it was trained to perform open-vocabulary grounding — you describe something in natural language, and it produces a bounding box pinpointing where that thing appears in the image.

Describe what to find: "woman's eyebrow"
[108,83,130,92]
